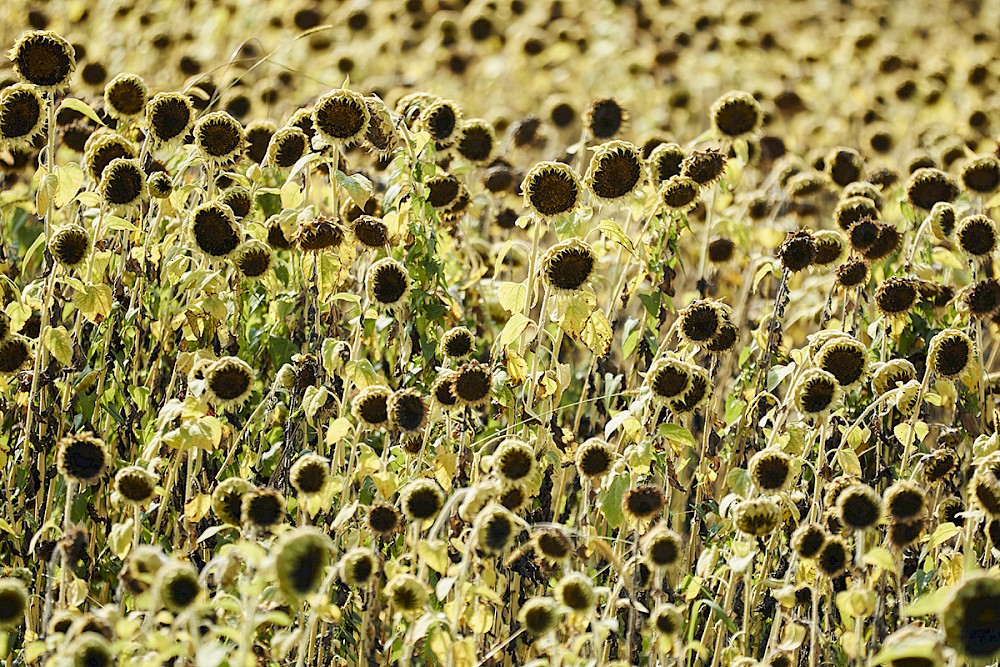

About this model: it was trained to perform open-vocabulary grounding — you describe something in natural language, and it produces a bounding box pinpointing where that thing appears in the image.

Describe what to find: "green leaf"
[928,522,961,549]
[862,547,897,572]
[659,423,697,449]
[336,170,373,209]
[74,283,113,323]
[599,472,630,529]
[57,98,106,127]
[836,447,862,477]
[598,219,635,256]
[42,325,73,366]
[904,585,953,617]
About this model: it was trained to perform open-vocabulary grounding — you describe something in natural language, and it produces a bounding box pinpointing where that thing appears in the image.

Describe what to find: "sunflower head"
[245,119,276,164]
[836,258,869,288]
[522,161,583,219]
[659,175,701,211]
[8,30,76,90]
[83,130,136,180]
[367,502,401,537]
[242,488,286,530]
[928,329,975,379]
[155,563,201,613]
[0,335,31,375]
[441,326,475,360]
[623,484,665,522]
[672,365,711,413]
[791,522,827,559]
[0,578,28,630]
[871,358,916,396]
[928,201,957,240]
[211,477,253,526]
[50,223,91,269]
[837,484,883,530]
[145,92,194,145]
[643,526,683,570]
[205,356,254,407]
[366,257,411,307]
[519,597,561,636]
[941,574,1000,661]
[475,505,517,554]
[748,448,793,493]
[584,97,627,139]
[352,214,390,249]
[794,368,841,416]
[816,536,849,577]
[0,83,46,148]
[576,438,616,480]
[678,300,725,345]
[584,140,644,201]
[777,229,816,272]
[420,98,462,146]
[541,238,596,293]
[194,111,245,165]
[99,157,147,210]
[647,355,693,402]
[400,478,444,522]
[956,214,998,257]
[147,171,172,199]
[274,527,333,601]
[555,572,596,613]
[385,574,429,614]
[493,439,536,484]
[114,466,157,506]
[351,385,391,427]
[648,142,685,186]
[961,154,1000,195]
[816,337,868,389]
[56,432,108,485]
[710,91,762,139]
[339,547,379,587]
[906,167,959,211]
[534,528,573,563]
[313,88,370,146]
[734,496,782,536]
[103,73,147,118]
[190,201,242,258]
[874,277,919,317]
[267,126,309,169]
[456,118,496,163]
[232,240,272,280]
[363,96,399,157]
[289,454,329,497]
[682,148,727,186]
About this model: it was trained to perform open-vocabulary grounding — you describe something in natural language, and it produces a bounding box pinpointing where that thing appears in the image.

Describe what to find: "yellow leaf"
[42,325,74,366]
[417,539,450,575]
[582,309,613,356]
[497,281,527,314]
[184,493,212,523]
[504,348,528,384]
[598,219,636,256]
[74,283,113,323]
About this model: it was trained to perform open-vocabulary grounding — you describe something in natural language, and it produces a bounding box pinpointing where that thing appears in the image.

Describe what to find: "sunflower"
[49,223,91,269]
[189,201,242,258]
[83,130,137,180]
[941,574,1000,661]
[205,356,254,407]
[554,572,596,614]
[906,168,959,210]
[871,359,916,395]
[519,597,561,636]
[575,438,616,480]
[0,83,46,148]
[710,91,762,139]
[837,484,882,530]
[400,478,444,522]
[455,118,495,163]
[232,240,272,280]
[956,214,998,257]
[113,466,157,506]
[339,548,379,587]
[0,578,28,630]
[927,329,975,378]
[8,30,76,90]
[522,161,583,219]
[145,92,194,145]
[659,175,701,211]
[274,527,333,601]
[734,497,781,536]
[99,158,147,211]
[682,148,727,186]
[56,432,108,485]
[671,364,711,414]
[366,257,411,307]
[440,326,475,359]
[267,126,310,169]
[194,111,245,165]
[289,454,330,497]
[351,385,391,427]
[961,154,1000,195]
[0,335,31,375]
[363,96,399,157]
[874,277,919,317]
[493,439,536,484]
[647,142,685,186]
[584,97,627,140]
[103,73,146,119]
[647,355,693,402]
[155,563,201,613]
[313,88,370,146]
[541,238,596,294]
[816,337,868,389]
[748,448,793,493]
[584,140,644,201]
[211,477,253,526]
[385,574,428,614]
[420,98,462,146]
[794,368,841,416]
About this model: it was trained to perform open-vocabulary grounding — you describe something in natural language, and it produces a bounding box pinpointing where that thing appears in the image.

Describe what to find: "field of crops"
[0,0,999,665]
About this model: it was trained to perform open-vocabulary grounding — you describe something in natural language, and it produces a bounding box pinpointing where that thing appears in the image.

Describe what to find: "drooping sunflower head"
[339,547,379,587]
[791,522,827,559]
[232,240,273,280]
[812,230,848,267]
[366,257,411,307]
[220,186,253,221]
[816,337,868,389]
[874,277,919,317]
[400,478,444,522]
[522,161,583,219]
[83,130,137,181]
[659,175,701,211]
[584,97,627,140]
[363,96,399,157]
[794,368,841,416]
[56,432,108,485]
[777,229,816,273]
[555,572,596,614]
[584,140,644,202]
[962,279,1000,319]
[267,126,309,169]
[928,328,975,379]
[289,453,330,497]
[475,505,517,555]
[575,437,617,480]
[671,364,711,414]
[519,596,561,636]
[385,574,428,615]
[928,201,957,240]
[103,73,147,119]
[114,466,157,506]
[0,83,46,148]
[651,603,685,638]
[623,484,665,523]
[493,439,536,484]
[245,119,276,164]
[49,223,91,269]
[837,483,883,530]
[682,148,727,186]
[147,171,173,199]
[734,496,782,536]
[677,299,725,345]
[211,477,253,526]
[99,158,147,211]
[534,528,573,564]
[0,334,30,375]
[351,385,391,427]
[956,214,998,258]
[205,356,254,407]
[420,98,462,146]
[871,358,916,396]
[940,574,1000,662]
[643,526,683,570]
[425,172,462,210]
[836,258,869,289]
[647,355,693,403]
[455,118,495,164]
[816,535,849,577]
[194,111,245,165]
[296,215,346,252]
[826,147,864,187]
[961,154,1000,195]
[190,201,242,258]
[352,214,390,250]
[441,326,475,360]
[647,142,685,187]
[367,502,401,537]
[145,92,194,146]
[884,480,926,522]
[154,563,202,613]
[710,91,762,139]
[451,361,492,408]
[8,30,76,90]
[388,388,428,433]
[274,527,333,602]
[541,238,596,294]
[748,448,794,493]
[906,167,959,211]
[0,577,29,630]
[313,88,370,146]
[242,488,286,531]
